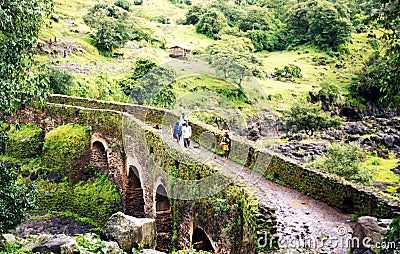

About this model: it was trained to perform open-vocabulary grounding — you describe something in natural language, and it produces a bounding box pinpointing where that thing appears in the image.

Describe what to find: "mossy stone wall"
[5,124,44,159]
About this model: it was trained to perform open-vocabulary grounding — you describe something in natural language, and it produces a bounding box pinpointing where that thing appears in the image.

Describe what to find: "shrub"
[0,162,36,233]
[196,8,227,39]
[274,64,302,81]
[114,0,131,11]
[41,124,90,180]
[35,173,121,226]
[47,67,74,95]
[284,101,343,135]
[133,0,142,5]
[0,121,9,154]
[381,216,400,254]
[5,124,44,159]
[312,143,372,184]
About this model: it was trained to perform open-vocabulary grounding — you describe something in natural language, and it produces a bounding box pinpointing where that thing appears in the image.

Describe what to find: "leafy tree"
[206,35,263,89]
[312,143,372,184]
[209,1,247,27]
[185,5,205,25]
[196,8,227,39]
[119,59,176,106]
[273,64,302,81]
[47,67,74,95]
[285,0,352,51]
[284,101,343,135]
[0,0,52,118]
[356,0,400,108]
[84,4,131,53]
[238,6,274,32]
[114,0,131,11]
[0,162,36,233]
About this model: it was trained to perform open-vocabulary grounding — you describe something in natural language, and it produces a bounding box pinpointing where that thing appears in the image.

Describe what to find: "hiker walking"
[173,121,182,142]
[220,130,231,159]
[179,112,188,126]
[182,122,192,148]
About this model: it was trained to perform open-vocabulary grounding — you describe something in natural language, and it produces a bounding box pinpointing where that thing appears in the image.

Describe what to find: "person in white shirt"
[181,122,192,148]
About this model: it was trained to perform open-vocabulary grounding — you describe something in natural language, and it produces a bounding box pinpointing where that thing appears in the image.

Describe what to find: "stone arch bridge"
[11,95,400,253]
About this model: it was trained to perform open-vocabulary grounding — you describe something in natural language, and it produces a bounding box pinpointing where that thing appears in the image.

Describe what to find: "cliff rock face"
[102,212,157,252]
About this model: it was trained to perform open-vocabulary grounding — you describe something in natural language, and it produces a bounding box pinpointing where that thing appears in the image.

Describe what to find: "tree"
[47,67,74,95]
[196,8,227,39]
[274,64,302,81]
[206,35,264,89]
[185,5,205,25]
[238,6,274,32]
[357,0,400,108]
[284,0,353,51]
[0,0,53,118]
[0,162,36,233]
[284,101,343,135]
[119,59,176,106]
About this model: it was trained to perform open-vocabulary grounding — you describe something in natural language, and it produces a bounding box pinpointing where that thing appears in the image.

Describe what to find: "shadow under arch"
[124,165,145,217]
[155,184,173,253]
[90,140,109,172]
[192,227,215,253]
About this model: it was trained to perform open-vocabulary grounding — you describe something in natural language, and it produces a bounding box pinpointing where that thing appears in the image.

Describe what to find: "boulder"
[138,250,166,254]
[104,241,125,254]
[383,135,395,148]
[102,212,156,253]
[30,234,78,254]
[0,234,16,246]
[351,216,387,253]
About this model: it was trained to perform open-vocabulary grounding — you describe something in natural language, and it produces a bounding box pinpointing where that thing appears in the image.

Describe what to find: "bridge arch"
[124,165,146,217]
[155,183,173,252]
[90,136,109,172]
[191,227,216,253]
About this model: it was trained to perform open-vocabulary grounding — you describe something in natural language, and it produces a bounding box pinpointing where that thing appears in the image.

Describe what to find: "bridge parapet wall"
[48,95,400,217]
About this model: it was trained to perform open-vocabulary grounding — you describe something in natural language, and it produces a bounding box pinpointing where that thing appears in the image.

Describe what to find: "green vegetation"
[382,216,400,254]
[284,101,343,135]
[35,173,121,226]
[273,64,302,82]
[312,142,372,184]
[0,162,36,233]
[5,124,44,159]
[47,66,75,95]
[41,124,90,179]
[0,0,52,117]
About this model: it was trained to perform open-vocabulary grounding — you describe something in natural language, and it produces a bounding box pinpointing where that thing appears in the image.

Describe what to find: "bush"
[133,0,143,5]
[0,162,36,233]
[114,0,131,11]
[274,64,302,81]
[41,124,90,180]
[5,124,44,159]
[47,67,74,95]
[381,216,400,254]
[284,101,343,135]
[35,173,121,226]
[311,143,372,184]
[0,121,10,154]
[196,8,227,39]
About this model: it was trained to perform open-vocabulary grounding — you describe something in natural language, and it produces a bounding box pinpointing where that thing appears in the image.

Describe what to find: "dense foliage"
[5,124,44,159]
[120,58,177,106]
[35,173,121,226]
[351,0,400,108]
[284,101,343,135]
[196,8,227,39]
[41,124,90,179]
[0,162,36,233]
[47,67,75,95]
[0,0,53,117]
[312,143,372,184]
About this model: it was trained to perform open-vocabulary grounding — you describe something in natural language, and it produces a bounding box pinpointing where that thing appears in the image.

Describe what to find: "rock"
[383,135,395,148]
[104,241,124,254]
[46,172,63,183]
[351,216,387,252]
[30,234,77,254]
[0,234,16,246]
[138,250,166,254]
[102,212,156,253]
[390,167,400,175]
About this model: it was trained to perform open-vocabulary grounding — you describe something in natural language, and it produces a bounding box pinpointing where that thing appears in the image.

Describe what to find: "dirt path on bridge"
[158,129,352,253]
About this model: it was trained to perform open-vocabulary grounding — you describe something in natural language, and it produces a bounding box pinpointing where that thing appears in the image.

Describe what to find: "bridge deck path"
[156,128,352,254]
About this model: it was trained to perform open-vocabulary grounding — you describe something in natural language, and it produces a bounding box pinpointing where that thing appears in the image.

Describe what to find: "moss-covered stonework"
[9,94,400,253]
[41,123,90,181]
[5,124,44,159]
